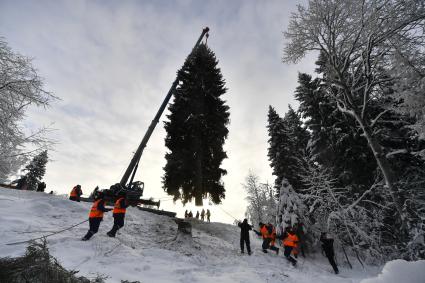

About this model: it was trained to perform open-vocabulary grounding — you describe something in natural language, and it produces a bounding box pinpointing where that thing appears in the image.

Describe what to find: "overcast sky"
[0,0,316,223]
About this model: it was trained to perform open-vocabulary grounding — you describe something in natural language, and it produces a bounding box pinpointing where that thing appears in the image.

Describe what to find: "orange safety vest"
[113,197,126,214]
[260,225,269,239]
[283,233,299,247]
[89,199,104,218]
[70,187,79,197]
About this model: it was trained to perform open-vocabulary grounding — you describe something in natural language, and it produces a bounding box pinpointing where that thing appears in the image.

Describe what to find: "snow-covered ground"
[0,189,423,283]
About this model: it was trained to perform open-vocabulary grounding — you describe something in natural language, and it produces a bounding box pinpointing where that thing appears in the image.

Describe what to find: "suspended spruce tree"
[163,43,230,206]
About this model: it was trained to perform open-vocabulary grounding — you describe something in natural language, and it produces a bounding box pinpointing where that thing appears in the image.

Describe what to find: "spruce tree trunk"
[195,141,203,206]
[352,112,405,226]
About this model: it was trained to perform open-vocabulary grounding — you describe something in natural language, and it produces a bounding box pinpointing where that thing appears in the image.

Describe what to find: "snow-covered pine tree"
[283,0,425,231]
[295,69,376,190]
[267,106,286,194]
[22,150,48,191]
[276,178,305,235]
[163,43,230,206]
[296,52,425,259]
[267,106,309,195]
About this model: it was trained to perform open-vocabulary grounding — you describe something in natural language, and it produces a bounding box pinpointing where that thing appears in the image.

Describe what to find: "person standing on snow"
[195,211,200,219]
[206,209,211,222]
[184,210,188,218]
[282,227,298,266]
[69,184,83,202]
[238,219,252,255]
[320,232,339,274]
[200,209,205,221]
[82,191,110,241]
[107,191,128,237]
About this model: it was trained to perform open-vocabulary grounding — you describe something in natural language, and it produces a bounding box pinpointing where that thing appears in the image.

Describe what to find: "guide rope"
[5,219,89,246]
[216,205,238,221]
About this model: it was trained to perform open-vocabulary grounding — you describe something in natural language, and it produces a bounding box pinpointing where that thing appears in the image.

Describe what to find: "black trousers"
[83,217,102,240]
[240,236,251,253]
[108,214,125,237]
[284,246,297,264]
[262,238,279,252]
[325,252,339,273]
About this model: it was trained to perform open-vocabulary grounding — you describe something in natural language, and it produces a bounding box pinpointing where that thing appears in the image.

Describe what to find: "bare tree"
[283,0,425,225]
[243,172,276,225]
[0,38,56,182]
[389,25,425,140]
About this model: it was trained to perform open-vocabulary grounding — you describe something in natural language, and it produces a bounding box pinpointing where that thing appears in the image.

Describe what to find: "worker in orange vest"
[82,191,111,241]
[254,223,279,254]
[282,227,299,266]
[69,185,83,202]
[107,191,128,237]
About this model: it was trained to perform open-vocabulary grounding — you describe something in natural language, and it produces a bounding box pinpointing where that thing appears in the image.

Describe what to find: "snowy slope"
[0,189,404,283]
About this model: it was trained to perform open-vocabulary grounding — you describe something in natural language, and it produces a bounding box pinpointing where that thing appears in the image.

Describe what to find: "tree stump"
[175,218,192,235]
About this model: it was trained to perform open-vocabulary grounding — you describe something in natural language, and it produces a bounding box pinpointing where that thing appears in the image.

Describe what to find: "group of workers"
[69,185,338,274]
[184,209,211,222]
[238,219,339,274]
[69,185,128,241]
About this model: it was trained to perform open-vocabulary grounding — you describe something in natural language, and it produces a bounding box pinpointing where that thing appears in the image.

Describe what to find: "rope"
[5,219,89,246]
[216,205,238,221]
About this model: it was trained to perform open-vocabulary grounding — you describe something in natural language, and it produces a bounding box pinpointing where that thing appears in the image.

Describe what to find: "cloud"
[0,0,315,223]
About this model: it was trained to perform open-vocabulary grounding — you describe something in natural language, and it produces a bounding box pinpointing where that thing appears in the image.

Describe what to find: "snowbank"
[361,259,425,283]
[0,189,381,283]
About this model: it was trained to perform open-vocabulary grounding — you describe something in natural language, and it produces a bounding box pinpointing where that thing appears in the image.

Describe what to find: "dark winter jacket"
[238,220,252,238]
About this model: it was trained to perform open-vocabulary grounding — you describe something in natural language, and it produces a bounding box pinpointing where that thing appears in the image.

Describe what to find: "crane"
[104,27,210,208]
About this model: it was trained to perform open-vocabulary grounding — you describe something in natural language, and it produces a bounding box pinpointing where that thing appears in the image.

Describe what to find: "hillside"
[0,189,421,283]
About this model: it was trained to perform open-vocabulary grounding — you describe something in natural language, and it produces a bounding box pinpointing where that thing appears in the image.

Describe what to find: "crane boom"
[120,27,210,187]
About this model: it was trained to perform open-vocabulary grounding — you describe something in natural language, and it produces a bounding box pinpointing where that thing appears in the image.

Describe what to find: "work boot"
[248,251,252,256]
[82,231,93,241]
[262,249,268,253]
[106,231,115,237]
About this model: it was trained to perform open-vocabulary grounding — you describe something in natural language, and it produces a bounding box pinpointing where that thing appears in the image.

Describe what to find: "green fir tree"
[163,44,230,206]
[267,105,309,195]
